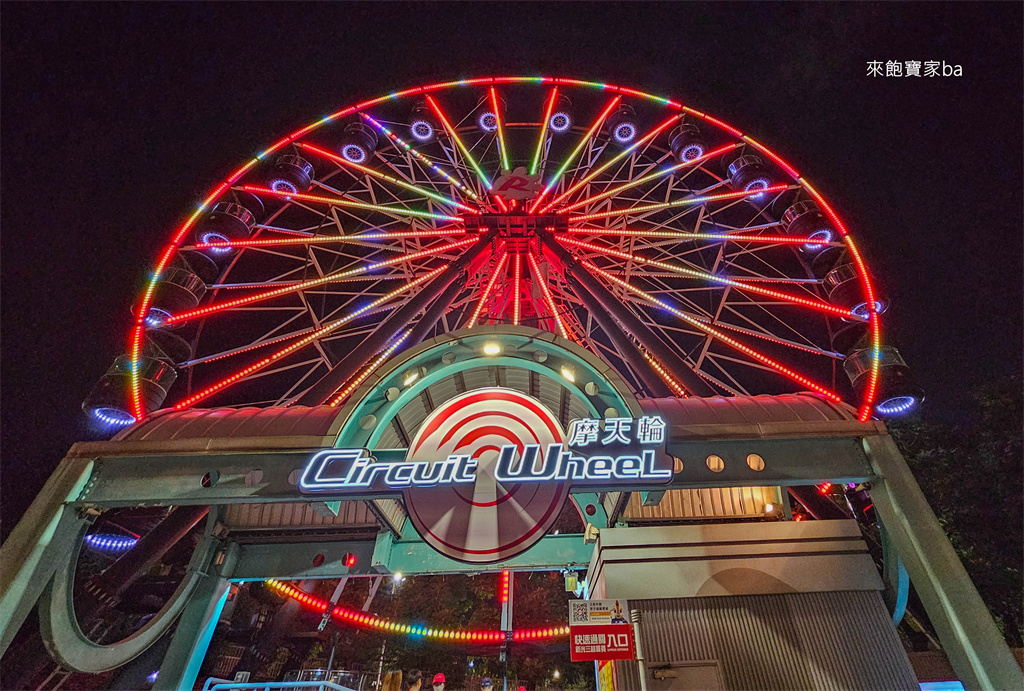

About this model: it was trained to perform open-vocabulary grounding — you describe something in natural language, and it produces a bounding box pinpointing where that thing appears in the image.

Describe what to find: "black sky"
[2,2,1022,536]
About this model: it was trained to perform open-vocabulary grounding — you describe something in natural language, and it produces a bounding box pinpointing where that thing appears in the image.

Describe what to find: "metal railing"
[201,679,357,691]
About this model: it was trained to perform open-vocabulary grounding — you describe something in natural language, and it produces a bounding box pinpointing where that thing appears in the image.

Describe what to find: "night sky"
[2,3,1021,537]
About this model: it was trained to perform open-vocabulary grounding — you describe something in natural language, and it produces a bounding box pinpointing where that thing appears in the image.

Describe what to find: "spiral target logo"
[404,388,568,564]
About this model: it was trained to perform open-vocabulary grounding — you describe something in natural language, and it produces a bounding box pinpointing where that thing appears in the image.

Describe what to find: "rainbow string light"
[360,113,480,201]
[568,184,792,223]
[563,227,838,245]
[127,77,880,422]
[530,87,559,175]
[328,330,412,406]
[173,269,444,409]
[557,143,739,214]
[528,96,622,214]
[425,94,493,192]
[166,238,475,325]
[265,579,569,644]
[299,143,478,214]
[538,113,681,214]
[489,87,511,172]
[560,236,857,319]
[242,185,462,222]
[587,263,841,402]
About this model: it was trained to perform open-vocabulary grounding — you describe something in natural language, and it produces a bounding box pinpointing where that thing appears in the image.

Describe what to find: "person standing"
[431,672,445,691]
[382,670,402,691]
[403,669,423,691]
[480,677,494,691]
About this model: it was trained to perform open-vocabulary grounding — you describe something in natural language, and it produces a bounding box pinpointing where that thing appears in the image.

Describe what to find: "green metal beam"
[376,531,594,576]
[232,541,377,581]
[864,435,1024,691]
[66,435,873,510]
[0,457,93,656]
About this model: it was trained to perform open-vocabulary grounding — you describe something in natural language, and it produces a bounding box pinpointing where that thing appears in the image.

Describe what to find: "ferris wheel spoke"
[190,227,467,252]
[568,183,793,223]
[172,267,445,408]
[538,113,681,213]
[526,251,573,341]
[466,251,508,327]
[164,238,476,326]
[298,142,477,214]
[488,87,511,172]
[562,236,856,319]
[360,113,481,203]
[562,226,838,247]
[242,185,461,223]
[559,143,740,215]
[425,94,495,194]
[530,87,559,176]
[528,96,621,213]
[589,265,840,401]
[326,330,413,406]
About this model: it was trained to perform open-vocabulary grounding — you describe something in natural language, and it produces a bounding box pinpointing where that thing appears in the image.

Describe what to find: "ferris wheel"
[83,76,922,428]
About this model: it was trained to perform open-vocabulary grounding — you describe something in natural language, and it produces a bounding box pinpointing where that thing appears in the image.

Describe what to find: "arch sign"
[300,389,672,563]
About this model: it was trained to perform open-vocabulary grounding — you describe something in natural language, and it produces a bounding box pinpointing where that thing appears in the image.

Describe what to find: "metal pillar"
[404,271,469,346]
[564,271,673,398]
[86,505,210,604]
[298,231,496,405]
[0,457,93,655]
[153,542,237,691]
[863,434,1024,691]
[539,232,715,397]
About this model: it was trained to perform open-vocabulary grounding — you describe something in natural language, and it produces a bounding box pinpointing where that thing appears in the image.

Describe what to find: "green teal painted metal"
[879,521,909,624]
[863,434,1024,691]
[334,328,640,450]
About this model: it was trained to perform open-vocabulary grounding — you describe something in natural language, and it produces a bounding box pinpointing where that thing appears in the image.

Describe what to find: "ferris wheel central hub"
[465,214,567,246]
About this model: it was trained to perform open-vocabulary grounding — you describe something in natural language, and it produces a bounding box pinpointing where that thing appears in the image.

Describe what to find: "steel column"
[86,505,210,604]
[540,232,716,396]
[153,543,237,691]
[297,231,496,405]
[0,457,93,656]
[403,271,469,347]
[863,434,1024,691]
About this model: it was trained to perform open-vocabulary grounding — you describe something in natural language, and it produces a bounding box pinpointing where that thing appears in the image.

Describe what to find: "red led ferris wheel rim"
[127,76,882,423]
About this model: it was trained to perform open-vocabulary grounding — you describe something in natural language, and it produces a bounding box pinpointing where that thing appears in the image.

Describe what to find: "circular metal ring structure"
[38,507,221,673]
[107,76,890,428]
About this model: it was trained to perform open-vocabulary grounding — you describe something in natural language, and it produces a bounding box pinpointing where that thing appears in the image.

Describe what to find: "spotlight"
[607,104,638,143]
[483,343,501,356]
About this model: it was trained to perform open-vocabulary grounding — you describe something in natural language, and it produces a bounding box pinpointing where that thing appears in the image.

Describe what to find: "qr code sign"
[571,602,589,623]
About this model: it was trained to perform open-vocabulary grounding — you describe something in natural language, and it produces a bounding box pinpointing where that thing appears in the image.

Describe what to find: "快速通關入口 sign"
[569,599,635,662]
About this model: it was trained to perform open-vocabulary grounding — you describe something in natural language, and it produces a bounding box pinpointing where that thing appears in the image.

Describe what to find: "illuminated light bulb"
[560,367,575,383]
[341,143,368,164]
[393,572,403,582]
[744,177,771,199]
[613,122,637,143]
[875,396,917,415]
[804,229,833,251]
[410,120,434,141]
[550,112,571,132]
[270,179,298,195]
[764,503,775,513]
[200,232,234,254]
[145,307,171,328]
[478,111,499,132]
[402,371,419,387]
[483,343,501,356]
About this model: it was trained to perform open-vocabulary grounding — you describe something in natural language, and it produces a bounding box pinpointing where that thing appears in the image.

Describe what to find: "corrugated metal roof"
[640,393,886,440]
[109,406,347,450]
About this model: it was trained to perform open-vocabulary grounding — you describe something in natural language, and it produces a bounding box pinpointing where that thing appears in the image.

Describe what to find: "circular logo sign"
[403,388,568,564]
